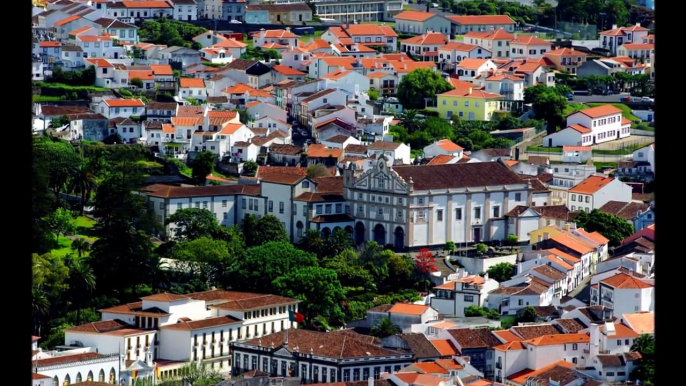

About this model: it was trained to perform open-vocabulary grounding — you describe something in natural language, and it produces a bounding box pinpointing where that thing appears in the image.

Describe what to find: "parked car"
[641,96,654,103]
[566,93,574,100]
[431,2,438,7]
[230,20,242,24]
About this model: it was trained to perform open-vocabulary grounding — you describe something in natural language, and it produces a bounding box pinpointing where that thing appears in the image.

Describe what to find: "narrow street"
[567,275,592,303]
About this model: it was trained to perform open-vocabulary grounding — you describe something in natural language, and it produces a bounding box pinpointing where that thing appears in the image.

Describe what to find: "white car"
[431,2,439,7]
[229,20,242,24]
[641,96,654,103]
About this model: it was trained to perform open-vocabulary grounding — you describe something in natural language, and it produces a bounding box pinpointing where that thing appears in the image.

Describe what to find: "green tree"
[32,252,70,335]
[273,266,346,323]
[397,68,454,110]
[368,88,380,101]
[424,116,455,141]
[166,208,221,241]
[70,238,91,258]
[191,151,216,185]
[486,262,516,282]
[525,86,568,135]
[299,228,326,258]
[323,249,376,295]
[130,78,144,88]
[369,317,401,337]
[33,138,82,197]
[326,228,353,257]
[464,305,487,317]
[243,160,258,175]
[630,333,655,385]
[385,253,414,292]
[242,214,289,247]
[43,207,77,243]
[518,306,538,322]
[65,258,96,325]
[233,241,318,291]
[506,234,519,246]
[170,237,237,287]
[573,209,634,246]
[395,110,423,134]
[68,162,97,216]
[475,243,488,256]
[177,362,222,386]
[358,242,392,284]
[444,241,456,253]
[307,164,330,178]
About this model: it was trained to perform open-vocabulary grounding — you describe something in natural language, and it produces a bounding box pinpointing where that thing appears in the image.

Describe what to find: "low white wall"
[451,254,517,275]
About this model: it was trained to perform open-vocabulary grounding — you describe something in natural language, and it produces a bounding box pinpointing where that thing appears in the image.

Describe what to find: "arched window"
[99,369,105,382]
[64,374,71,385]
[52,376,58,386]
[110,368,117,384]
[87,371,93,382]
[76,373,82,383]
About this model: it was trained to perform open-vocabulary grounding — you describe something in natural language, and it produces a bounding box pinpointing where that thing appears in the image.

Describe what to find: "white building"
[509,35,551,59]
[171,0,198,21]
[447,15,516,35]
[631,143,655,175]
[567,175,633,213]
[430,270,500,317]
[599,23,650,56]
[590,272,654,316]
[96,98,146,119]
[394,11,452,36]
[365,303,439,332]
[423,139,464,159]
[179,77,208,101]
[542,105,631,148]
[31,347,122,386]
[487,275,554,315]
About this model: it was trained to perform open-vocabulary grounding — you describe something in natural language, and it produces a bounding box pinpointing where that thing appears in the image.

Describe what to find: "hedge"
[34,82,109,100]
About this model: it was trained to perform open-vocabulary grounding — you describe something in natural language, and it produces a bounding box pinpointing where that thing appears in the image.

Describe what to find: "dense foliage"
[573,209,635,246]
[139,18,207,49]
[397,68,454,110]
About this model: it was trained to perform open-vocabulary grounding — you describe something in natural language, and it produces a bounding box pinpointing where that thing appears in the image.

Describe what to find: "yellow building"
[432,87,504,121]
[530,224,609,276]
[529,225,565,245]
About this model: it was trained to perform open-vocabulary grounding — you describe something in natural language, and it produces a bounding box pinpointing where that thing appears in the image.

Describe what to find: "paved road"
[570,94,629,103]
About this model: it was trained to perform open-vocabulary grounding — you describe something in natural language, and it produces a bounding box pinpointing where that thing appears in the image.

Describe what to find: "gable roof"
[397,333,443,358]
[393,10,438,22]
[392,161,523,191]
[598,201,650,221]
[389,303,430,316]
[446,15,515,25]
[601,272,652,289]
[568,175,615,194]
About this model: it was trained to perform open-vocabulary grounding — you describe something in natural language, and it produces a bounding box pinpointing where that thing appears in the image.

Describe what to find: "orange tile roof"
[77,35,111,42]
[340,24,398,38]
[512,35,550,46]
[103,98,145,107]
[393,373,445,386]
[413,362,449,374]
[214,38,247,48]
[170,117,202,126]
[621,117,632,125]
[429,321,457,329]
[306,144,342,158]
[574,104,622,118]
[262,42,287,49]
[150,64,174,76]
[55,15,80,26]
[523,333,589,346]
[547,248,581,264]
[447,78,479,89]
[322,69,353,80]
[366,71,395,79]
[402,32,448,46]
[301,38,331,51]
[273,65,305,76]
[447,15,515,25]
[600,323,639,339]
[439,88,503,99]
[551,234,593,255]
[576,229,609,245]
[245,101,261,108]
[39,41,61,47]
[566,124,591,133]
[505,160,519,167]
[180,78,206,88]
[427,155,457,165]
[430,340,460,356]
[440,42,479,52]
[128,70,154,80]
[621,312,654,335]
[219,123,245,135]
[434,275,484,290]
[161,124,175,134]
[546,255,574,270]
[563,146,592,152]
[319,56,357,69]
[390,60,436,73]
[621,43,654,50]
[568,175,615,194]
[456,58,491,70]
[601,273,653,290]
[389,303,430,316]
[494,341,526,351]
[508,361,574,384]
[263,29,299,39]
[493,330,523,342]
[544,48,588,56]
[434,358,463,370]
[394,10,436,22]
[69,26,94,36]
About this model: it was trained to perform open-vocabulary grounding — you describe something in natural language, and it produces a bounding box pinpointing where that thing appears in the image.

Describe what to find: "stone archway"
[373,224,386,246]
[321,227,331,238]
[394,226,405,250]
[296,221,304,240]
[345,226,353,236]
[354,222,365,245]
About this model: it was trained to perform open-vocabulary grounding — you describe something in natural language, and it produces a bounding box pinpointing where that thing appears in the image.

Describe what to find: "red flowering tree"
[415,248,437,273]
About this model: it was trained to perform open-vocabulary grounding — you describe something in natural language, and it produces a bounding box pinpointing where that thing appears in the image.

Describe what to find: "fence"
[631,129,655,136]
[556,21,598,40]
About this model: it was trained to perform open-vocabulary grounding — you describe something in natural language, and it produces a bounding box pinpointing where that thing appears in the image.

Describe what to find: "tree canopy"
[397,68,453,110]
[139,18,206,49]
[524,84,569,135]
[573,209,634,246]
[486,262,515,282]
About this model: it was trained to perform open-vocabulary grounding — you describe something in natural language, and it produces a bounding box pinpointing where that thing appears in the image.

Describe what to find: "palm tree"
[300,229,325,258]
[370,317,401,338]
[147,256,170,293]
[68,164,97,216]
[631,334,654,355]
[67,260,96,325]
[70,238,91,258]
[32,288,50,336]
[396,110,423,134]
[326,228,353,257]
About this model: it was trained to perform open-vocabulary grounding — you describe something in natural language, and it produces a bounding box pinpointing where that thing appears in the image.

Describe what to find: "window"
[222,200,227,207]
[571,205,576,211]
[279,202,284,214]
[177,203,183,210]
[571,194,576,201]
[625,339,630,345]
[515,193,522,201]
[606,372,615,376]
[464,295,474,302]
[398,198,403,204]
[585,196,590,203]
[474,207,481,219]
[242,198,246,209]
[572,343,578,350]
[159,202,164,209]
[493,206,500,218]
[302,181,310,188]
[418,198,424,205]
[455,208,462,220]
[268,200,273,212]
[437,209,443,221]
[617,339,622,345]
[249,200,253,210]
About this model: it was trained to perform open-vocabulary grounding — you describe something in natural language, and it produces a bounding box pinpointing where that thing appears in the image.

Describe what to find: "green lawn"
[453,35,464,40]
[526,145,562,153]
[594,162,618,172]
[298,30,324,43]
[50,216,98,258]
[500,315,516,329]
[586,103,641,125]
[360,21,395,29]
[564,102,588,116]
[592,143,646,156]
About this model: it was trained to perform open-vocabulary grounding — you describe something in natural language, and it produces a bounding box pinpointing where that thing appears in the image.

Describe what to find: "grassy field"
[500,315,516,329]
[594,162,618,172]
[564,102,588,116]
[50,216,98,258]
[592,142,645,155]
[526,145,562,153]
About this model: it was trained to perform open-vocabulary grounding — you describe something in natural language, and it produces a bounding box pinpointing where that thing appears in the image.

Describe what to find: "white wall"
[451,254,517,275]
[36,355,120,385]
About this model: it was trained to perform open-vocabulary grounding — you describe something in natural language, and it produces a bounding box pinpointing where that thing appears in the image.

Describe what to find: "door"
[299,14,303,21]
[114,52,119,59]
[393,227,405,251]
[373,224,386,246]
[188,15,192,21]
[473,227,481,243]
[137,11,140,17]
[277,14,281,22]
[354,222,365,245]
[548,138,552,147]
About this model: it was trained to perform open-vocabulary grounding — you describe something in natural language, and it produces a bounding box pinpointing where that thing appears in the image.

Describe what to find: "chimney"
[564,223,570,231]
[286,27,290,32]
[483,272,489,281]
[368,377,374,386]
[612,24,617,30]
[514,32,517,39]
[636,22,641,27]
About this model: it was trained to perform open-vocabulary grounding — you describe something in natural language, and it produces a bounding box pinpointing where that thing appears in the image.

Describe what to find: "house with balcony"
[440,327,502,379]
[585,352,642,384]
[567,175,633,213]
[291,175,353,239]
[542,105,631,148]
[446,15,516,35]
[542,48,587,74]
[590,272,654,317]
[486,275,554,315]
[616,43,654,63]
[531,224,606,277]
[400,32,449,59]
[149,64,177,94]
[433,85,504,121]
[599,23,650,56]
[297,88,347,127]
[393,10,452,36]
[321,24,399,53]
[461,29,514,59]
[498,58,555,88]
[509,35,551,59]
[473,71,524,101]
[511,249,581,296]
[437,42,491,73]
[430,271,500,317]
[230,328,414,382]
[314,0,404,24]
[145,102,177,123]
